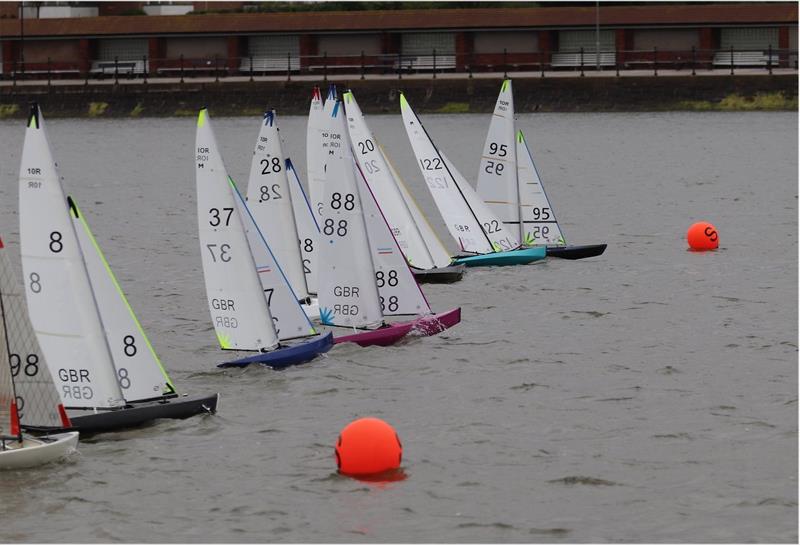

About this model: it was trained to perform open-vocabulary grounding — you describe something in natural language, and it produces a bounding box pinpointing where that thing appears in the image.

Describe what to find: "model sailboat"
[318,98,460,347]
[0,236,78,470]
[244,110,319,319]
[18,104,218,433]
[195,108,333,368]
[477,80,606,260]
[343,90,465,283]
[400,93,546,267]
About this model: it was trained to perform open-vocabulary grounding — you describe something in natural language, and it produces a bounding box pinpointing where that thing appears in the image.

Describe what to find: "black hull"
[546,244,607,260]
[23,393,219,434]
[411,264,465,284]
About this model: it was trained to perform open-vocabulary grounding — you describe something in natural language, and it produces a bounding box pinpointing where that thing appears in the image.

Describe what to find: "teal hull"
[453,247,547,267]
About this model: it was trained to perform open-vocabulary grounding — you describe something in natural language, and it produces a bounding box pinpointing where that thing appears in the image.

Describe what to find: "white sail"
[70,200,174,402]
[286,158,320,294]
[233,179,317,341]
[441,152,518,252]
[318,100,384,329]
[19,106,125,410]
[196,108,279,351]
[381,147,454,269]
[308,85,338,222]
[354,164,430,317]
[400,94,518,254]
[517,130,566,246]
[476,79,521,246]
[344,91,439,270]
[245,111,309,300]
[0,237,66,429]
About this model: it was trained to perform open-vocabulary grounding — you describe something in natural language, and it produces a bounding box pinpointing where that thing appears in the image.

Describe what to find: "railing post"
[615,55,619,77]
[360,50,365,80]
[433,48,437,79]
[286,51,291,81]
[114,55,119,84]
[653,46,658,76]
[397,52,402,80]
[47,57,51,86]
[323,51,327,82]
[730,45,734,75]
[215,54,220,82]
[11,58,16,87]
[540,53,545,77]
[143,54,147,84]
[767,44,772,75]
[580,47,585,77]
[84,58,89,86]
[249,55,254,82]
[691,45,696,76]
[503,47,508,78]
[179,54,184,83]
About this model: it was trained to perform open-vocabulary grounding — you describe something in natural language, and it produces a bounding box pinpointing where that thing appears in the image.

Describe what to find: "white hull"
[0,432,78,470]
[302,297,320,320]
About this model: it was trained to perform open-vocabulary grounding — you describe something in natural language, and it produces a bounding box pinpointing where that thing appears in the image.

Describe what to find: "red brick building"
[0,2,796,76]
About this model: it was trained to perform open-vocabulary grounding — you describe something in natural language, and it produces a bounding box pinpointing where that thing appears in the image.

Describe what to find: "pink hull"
[333,307,461,347]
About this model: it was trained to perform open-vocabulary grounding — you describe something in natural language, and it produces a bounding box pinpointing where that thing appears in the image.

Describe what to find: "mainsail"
[19,105,126,410]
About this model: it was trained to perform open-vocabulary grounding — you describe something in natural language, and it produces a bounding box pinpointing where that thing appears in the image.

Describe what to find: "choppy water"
[0,110,796,543]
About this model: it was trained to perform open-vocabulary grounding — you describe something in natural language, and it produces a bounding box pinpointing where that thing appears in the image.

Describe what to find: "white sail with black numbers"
[344,91,441,270]
[19,105,125,410]
[381,147,454,269]
[245,110,309,300]
[233,179,317,341]
[355,164,431,317]
[517,130,566,246]
[0,237,66,429]
[286,158,320,294]
[196,108,279,351]
[400,93,517,254]
[477,79,521,246]
[318,101,383,329]
[70,199,175,402]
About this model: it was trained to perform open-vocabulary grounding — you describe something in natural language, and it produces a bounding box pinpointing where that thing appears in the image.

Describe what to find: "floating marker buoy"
[335,417,402,476]
[687,221,719,251]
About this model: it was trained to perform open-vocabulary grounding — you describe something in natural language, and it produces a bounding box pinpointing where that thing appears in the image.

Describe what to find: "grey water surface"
[0,110,796,543]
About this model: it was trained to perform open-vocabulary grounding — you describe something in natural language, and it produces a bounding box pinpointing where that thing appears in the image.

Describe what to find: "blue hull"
[217,332,334,369]
[453,247,547,267]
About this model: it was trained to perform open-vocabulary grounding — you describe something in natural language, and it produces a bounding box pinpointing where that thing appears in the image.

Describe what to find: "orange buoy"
[687,221,719,251]
[335,417,402,476]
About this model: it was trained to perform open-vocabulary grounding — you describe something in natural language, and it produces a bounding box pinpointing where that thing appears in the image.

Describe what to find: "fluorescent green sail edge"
[399,92,409,109]
[73,200,176,393]
[502,80,509,92]
[197,109,207,128]
[216,331,232,350]
[517,130,524,144]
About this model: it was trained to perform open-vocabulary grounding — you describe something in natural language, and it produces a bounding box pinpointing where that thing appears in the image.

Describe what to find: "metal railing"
[1,47,796,84]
